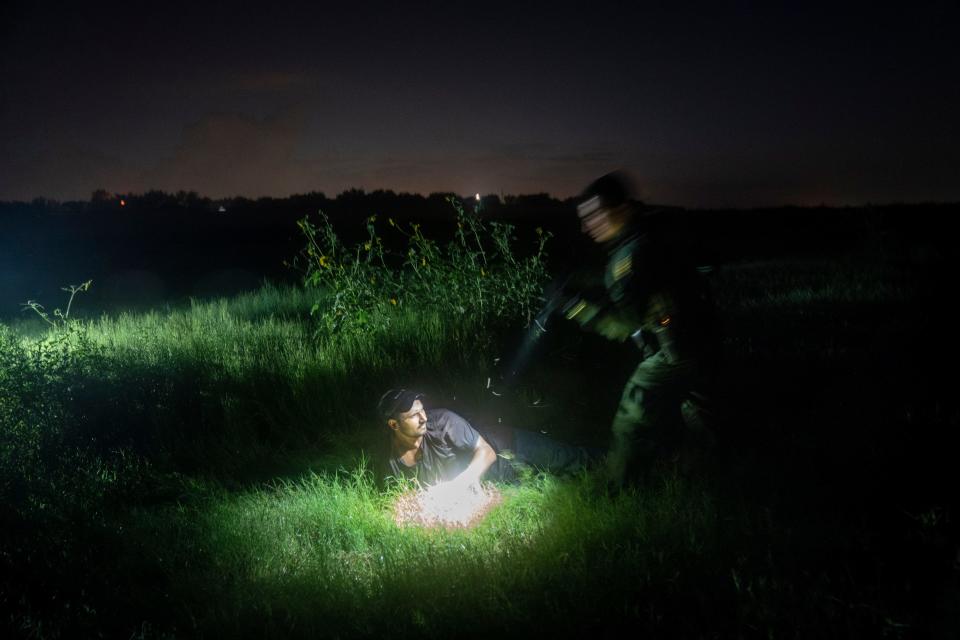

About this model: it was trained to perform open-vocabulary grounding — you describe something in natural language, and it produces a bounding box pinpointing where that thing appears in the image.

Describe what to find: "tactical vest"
[604,234,684,361]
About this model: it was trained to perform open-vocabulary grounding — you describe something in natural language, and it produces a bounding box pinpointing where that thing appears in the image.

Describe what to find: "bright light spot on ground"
[393,482,502,529]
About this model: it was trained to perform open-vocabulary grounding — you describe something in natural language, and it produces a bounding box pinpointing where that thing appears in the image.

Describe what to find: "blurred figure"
[566,172,717,487]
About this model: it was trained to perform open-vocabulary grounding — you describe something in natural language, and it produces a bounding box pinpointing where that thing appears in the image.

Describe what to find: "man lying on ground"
[377,388,596,488]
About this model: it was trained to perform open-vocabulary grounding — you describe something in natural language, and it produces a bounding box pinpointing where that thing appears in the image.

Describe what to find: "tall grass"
[0,248,933,638]
[0,285,732,637]
[711,257,914,310]
[119,464,722,638]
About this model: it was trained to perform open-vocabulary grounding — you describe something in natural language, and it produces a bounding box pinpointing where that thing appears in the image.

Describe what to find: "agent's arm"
[563,296,637,342]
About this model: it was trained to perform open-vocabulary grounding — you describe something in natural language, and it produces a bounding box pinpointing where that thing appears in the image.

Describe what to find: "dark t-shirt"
[383,408,482,486]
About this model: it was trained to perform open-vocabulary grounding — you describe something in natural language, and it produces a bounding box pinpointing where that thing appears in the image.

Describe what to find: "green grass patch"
[0,251,943,638]
[115,465,722,638]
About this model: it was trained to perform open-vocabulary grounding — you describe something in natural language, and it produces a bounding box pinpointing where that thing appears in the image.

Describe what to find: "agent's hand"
[594,317,633,342]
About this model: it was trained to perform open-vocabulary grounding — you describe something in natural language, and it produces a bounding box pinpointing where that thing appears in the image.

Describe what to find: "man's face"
[578,196,626,243]
[389,399,428,438]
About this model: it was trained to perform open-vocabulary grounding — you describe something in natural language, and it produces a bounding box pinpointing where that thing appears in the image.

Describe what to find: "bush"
[295,197,551,341]
[0,325,127,519]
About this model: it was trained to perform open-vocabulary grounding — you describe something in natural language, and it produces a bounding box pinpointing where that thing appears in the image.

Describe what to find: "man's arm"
[435,409,497,487]
[453,435,497,487]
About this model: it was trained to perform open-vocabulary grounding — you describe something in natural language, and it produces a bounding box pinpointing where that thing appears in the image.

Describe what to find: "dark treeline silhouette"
[1,188,955,318]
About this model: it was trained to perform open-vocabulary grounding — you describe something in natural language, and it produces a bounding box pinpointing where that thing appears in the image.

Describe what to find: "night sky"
[2,1,957,207]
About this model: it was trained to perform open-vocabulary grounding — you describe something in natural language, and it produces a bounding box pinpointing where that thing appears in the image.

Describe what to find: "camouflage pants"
[606,350,700,486]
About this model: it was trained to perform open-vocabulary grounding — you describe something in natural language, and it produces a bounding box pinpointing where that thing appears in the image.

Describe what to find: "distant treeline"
[1,189,955,318]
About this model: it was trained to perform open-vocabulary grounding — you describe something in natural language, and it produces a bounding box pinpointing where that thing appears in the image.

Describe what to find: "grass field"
[1,252,956,638]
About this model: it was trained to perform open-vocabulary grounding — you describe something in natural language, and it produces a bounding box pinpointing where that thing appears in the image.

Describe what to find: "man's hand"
[424,477,480,505]
[412,477,501,528]
[458,435,497,487]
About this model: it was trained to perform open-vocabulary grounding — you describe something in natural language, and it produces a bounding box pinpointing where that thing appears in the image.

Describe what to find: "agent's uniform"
[565,225,715,485]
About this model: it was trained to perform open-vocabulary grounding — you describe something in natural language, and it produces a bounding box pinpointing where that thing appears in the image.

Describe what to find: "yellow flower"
[389,297,397,305]
[364,241,372,251]
[319,255,331,268]
[421,257,427,266]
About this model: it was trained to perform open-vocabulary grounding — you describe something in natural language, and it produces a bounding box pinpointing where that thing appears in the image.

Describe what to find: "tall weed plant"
[296,197,551,341]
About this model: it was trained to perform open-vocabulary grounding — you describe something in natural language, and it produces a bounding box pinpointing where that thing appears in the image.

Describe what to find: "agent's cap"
[377,388,424,421]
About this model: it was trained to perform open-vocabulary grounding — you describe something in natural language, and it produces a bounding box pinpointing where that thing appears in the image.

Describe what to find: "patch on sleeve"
[612,254,632,281]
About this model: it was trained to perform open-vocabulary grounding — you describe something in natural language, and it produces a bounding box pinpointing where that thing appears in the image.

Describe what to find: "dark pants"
[480,425,598,480]
[607,350,698,486]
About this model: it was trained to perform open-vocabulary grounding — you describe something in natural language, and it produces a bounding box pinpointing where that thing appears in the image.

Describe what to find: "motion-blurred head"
[577,171,636,244]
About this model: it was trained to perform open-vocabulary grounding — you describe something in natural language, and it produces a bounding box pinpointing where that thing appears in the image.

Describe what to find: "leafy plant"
[295,197,551,341]
[21,279,93,328]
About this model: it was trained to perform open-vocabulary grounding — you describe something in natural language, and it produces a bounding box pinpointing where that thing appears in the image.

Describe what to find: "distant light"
[475,193,480,201]
[120,199,126,207]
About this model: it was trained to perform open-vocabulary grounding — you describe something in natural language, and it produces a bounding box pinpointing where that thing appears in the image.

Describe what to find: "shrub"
[295,197,551,341]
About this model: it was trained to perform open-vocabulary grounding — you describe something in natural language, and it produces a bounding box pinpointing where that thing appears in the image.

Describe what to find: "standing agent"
[565,172,716,487]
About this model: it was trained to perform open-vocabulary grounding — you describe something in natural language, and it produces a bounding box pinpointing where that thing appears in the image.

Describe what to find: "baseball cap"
[377,388,424,420]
